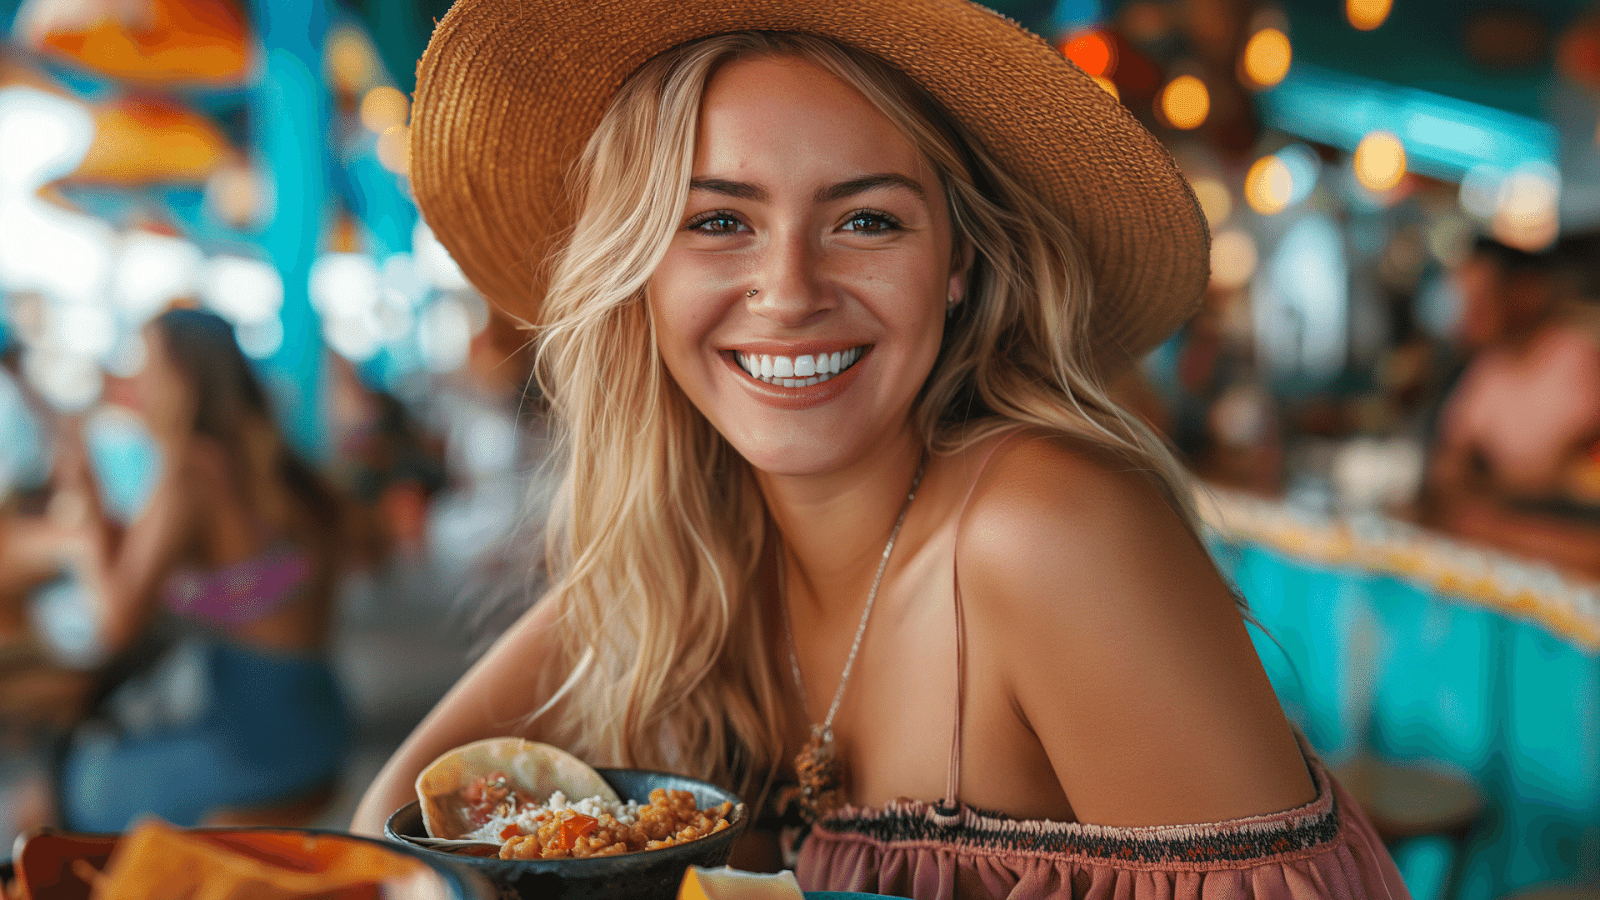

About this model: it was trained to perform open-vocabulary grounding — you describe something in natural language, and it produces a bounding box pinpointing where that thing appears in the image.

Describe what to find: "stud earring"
[746,288,760,298]
[946,295,959,318]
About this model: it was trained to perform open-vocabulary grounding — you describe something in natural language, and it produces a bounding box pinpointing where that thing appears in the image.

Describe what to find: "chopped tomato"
[499,823,521,840]
[556,814,599,850]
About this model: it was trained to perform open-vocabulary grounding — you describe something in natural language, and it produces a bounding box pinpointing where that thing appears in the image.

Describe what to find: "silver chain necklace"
[779,454,926,823]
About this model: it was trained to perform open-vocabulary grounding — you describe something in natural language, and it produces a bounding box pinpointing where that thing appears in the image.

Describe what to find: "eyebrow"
[686,173,928,204]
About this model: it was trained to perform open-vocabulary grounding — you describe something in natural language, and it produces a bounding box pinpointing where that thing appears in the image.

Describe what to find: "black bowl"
[385,768,749,900]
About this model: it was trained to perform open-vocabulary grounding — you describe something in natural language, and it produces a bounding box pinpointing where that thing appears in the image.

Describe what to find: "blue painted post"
[250,0,331,458]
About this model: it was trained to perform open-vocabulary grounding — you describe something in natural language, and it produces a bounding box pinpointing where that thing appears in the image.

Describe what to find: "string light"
[1353,130,1406,193]
[1190,177,1232,226]
[1060,30,1116,78]
[1159,75,1210,130]
[377,125,411,176]
[1346,0,1393,31]
[1245,155,1292,214]
[1242,27,1292,88]
[359,86,409,134]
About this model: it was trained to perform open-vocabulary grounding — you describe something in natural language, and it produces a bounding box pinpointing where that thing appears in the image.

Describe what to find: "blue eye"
[841,211,900,233]
[686,212,744,234]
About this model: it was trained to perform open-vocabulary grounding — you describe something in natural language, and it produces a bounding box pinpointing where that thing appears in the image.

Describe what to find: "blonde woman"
[353,3,1408,897]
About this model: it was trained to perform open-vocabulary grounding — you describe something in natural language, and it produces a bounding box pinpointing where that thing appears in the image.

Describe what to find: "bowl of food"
[385,738,748,900]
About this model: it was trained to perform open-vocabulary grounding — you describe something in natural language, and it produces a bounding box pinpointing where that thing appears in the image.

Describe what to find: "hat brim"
[409,0,1209,366]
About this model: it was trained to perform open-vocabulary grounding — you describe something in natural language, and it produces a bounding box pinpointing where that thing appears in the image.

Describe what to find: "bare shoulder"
[956,430,1212,619]
[955,429,1315,827]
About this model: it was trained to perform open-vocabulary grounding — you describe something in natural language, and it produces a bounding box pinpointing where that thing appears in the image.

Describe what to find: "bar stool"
[1334,754,1487,900]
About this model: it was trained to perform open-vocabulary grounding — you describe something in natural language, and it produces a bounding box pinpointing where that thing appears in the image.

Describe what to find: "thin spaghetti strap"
[944,429,1026,807]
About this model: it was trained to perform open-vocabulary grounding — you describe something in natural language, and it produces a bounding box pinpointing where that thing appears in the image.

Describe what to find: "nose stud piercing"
[746,288,760,297]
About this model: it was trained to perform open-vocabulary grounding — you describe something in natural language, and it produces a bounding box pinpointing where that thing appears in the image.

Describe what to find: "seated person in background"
[1423,235,1600,576]
[28,307,352,831]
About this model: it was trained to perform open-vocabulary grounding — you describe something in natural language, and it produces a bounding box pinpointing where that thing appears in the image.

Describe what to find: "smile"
[733,347,866,387]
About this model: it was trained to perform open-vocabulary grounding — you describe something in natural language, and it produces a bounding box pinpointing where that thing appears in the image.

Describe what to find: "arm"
[962,436,1315,827]
[350,595,568,835]
[53,432,196,655]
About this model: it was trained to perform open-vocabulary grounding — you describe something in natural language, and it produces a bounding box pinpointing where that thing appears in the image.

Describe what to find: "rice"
[463,791,644,843]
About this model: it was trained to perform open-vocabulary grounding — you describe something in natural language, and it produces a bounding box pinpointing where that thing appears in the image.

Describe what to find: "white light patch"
[310,252,380,319]
[113,231,203,322]
[53,302,118,358]
[412,220,468,291]
[22,346,101,413]
[0,87,93,197]
[237,317,284,359]
[0,199,116,305]
[418,295,471,373]
[201,255,284,325]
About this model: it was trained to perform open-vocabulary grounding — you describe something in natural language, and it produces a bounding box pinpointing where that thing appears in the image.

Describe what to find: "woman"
[353,2,1408,896]
[48,307,349,831]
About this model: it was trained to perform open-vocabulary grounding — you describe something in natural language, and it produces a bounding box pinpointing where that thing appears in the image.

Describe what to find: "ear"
[947,240,974,307]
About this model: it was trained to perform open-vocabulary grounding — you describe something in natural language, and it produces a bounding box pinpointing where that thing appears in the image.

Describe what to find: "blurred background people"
[1421,235,1600,577]
[16,307,353,833]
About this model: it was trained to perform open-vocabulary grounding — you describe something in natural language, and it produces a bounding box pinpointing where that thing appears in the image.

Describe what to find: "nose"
[747,229,833,327]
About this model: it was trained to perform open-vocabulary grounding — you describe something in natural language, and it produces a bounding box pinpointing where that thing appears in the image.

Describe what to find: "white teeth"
[734,347,865,386]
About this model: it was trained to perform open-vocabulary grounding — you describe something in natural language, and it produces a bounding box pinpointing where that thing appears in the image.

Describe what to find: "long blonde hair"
[527,32,1196,801]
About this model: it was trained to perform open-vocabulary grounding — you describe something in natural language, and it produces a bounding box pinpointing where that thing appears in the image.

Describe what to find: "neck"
[756,427,926,615]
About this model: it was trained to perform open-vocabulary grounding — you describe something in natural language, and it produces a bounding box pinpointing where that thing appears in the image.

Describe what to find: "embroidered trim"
[813,755,1342,865]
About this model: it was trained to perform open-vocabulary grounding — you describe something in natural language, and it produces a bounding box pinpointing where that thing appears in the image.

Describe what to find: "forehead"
[693,54,931,183]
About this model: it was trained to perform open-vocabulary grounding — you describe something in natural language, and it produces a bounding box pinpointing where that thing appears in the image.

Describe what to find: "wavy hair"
[526,32,1197,802]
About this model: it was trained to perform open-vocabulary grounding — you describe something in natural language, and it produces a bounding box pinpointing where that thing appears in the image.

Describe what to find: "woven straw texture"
[410,0,1210,365]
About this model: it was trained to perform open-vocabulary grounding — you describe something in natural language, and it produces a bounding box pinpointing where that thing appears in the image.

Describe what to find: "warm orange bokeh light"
[1092,76,1120,100]
[1159,75,1210,130]
[1061,30,1117,78]
[1242,27,1292,88]
[327,27,377,95]
[1210,229,1258,290]
[377,125,411,176]
[1245,155,1292,214]
[1353,131,1406,192]
[360,86,409,134]
[1347,0,1393,31]
[1190,177,1233,226]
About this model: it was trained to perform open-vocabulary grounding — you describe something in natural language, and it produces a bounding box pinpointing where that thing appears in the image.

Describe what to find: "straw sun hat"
[410,0,1210,366]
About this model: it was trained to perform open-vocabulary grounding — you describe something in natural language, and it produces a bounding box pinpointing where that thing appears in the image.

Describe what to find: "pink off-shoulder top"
[794,437,1412,900]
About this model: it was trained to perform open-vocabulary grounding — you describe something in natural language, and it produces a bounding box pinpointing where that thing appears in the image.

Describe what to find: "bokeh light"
[326,27,378,95]
[1210,229,1259,291]
[1060,30,1116,78]
[1245,155,1293,214]
[377,125,411,176]
[1493,166,1560,251]
[1346,0,1393,31]
[360,86,409,134]
[1190,177,1233,227]
[1353,130,1406,193]
[1160,75,1210,130]
[1242,27,1292,89]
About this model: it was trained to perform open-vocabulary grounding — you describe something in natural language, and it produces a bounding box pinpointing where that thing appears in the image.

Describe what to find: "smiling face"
[647,54,964,478]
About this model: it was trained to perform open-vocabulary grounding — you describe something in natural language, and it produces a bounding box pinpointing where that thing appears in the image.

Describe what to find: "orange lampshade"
[68,95,235,184]
[17,0,249,87]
